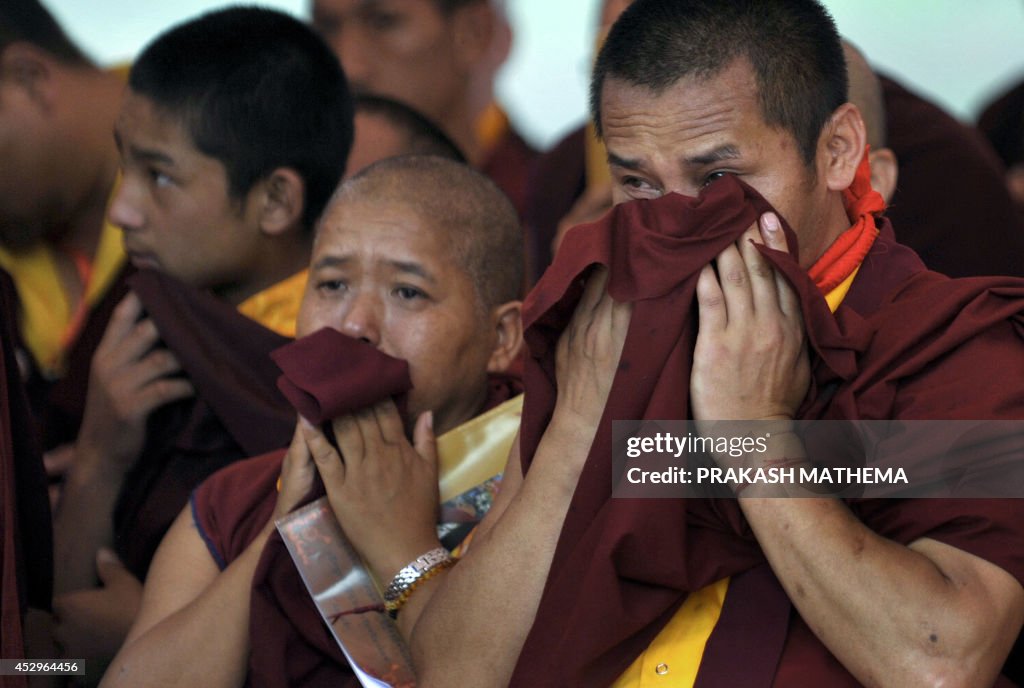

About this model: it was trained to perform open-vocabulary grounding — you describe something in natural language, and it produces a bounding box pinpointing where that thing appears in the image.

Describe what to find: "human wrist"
[382,546,456,618]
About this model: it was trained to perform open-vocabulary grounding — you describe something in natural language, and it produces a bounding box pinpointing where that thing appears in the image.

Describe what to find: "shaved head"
[843,41,886,149]
[328,155,523,310]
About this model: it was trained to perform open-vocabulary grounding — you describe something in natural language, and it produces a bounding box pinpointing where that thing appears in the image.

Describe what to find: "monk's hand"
[304,402,441,583]
[52,548,142,664]
[272,419,319,521]
[76,292,194,475]
[552,266,632,454]
[691,212,810,433]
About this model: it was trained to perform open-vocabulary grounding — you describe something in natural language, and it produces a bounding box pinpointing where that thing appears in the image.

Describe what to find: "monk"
[311,0,537,219]
[101,155,525,688]
[49,7,353,677]
[527,1,1024,284]
[346,94,465,177]
[345,1,1024,686]
[0,0,132,467]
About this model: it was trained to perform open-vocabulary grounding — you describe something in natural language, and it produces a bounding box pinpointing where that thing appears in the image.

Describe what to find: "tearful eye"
[702,171,728,187]
[150,170,173,188]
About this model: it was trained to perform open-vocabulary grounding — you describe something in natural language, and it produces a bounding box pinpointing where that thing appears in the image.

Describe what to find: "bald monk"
[311,0,537,219]
[356,1,1024,686]
[102,155,525,688]
[49,8,353,675]
[346,94,465,177]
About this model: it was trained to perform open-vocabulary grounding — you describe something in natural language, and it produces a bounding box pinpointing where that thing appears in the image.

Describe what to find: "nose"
[339,290,381,347]
[107,177,145,232]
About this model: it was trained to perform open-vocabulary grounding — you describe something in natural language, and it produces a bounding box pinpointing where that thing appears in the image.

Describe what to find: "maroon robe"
[880,75,1024,278]
[193,328,521,687]
[510,175,1024,687]
[480,123,539,223]
[112,270,295,579]
[0,268,51,675]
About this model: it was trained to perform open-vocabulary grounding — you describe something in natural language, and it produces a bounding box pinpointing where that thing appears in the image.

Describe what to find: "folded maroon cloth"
[511,174,1024,687]
[270,327,412,425]
[113,269,296,579]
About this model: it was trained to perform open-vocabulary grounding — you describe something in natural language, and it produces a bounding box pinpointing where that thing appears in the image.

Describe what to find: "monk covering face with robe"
[375,1,1024,687]
[101,154,525,688]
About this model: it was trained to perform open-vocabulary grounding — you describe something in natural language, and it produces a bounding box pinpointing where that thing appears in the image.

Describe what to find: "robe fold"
[113,269,295,579]
[193,328,522,687]
[0,269,51,674]
[510,174,1024,687]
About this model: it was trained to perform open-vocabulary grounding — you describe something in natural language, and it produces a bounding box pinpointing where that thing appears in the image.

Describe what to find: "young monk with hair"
[49,7,353,674]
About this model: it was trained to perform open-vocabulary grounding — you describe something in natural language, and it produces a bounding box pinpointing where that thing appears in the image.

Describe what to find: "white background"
[44,0,1024,150]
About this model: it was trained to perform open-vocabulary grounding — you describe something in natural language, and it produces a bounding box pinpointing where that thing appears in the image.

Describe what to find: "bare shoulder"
[124,505,221,644]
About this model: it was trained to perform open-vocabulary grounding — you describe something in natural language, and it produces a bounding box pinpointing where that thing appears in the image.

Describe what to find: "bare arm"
[102,426,314,688]
[407,267,631,687]
[691,213,1024,688]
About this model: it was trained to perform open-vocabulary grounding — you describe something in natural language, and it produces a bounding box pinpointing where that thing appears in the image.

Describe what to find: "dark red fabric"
[112,270,295,579]
[0,268,51,675]
[882,75,1024,278]
[523,127,587,285]
[192,363,522,688]
[510,175,1024,687]
[36,264,134,450]
[271,327,411,424]
[480,124,538,223]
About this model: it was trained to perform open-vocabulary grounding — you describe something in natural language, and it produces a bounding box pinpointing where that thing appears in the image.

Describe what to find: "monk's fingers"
[329,413,363,469]
[304,418,346,484]
[412,411,438,476]
[715,241,754,321]
[97,293,145,352]
[696,263,727,333]
[371,399,406,448]
[739,221,782,316]
[758,212,787,253]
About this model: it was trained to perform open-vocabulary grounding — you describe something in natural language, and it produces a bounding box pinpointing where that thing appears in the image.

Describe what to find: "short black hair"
[0,0,92,66]
[129,7,354,231]
[356,95,466,163]
[591,0,848,164]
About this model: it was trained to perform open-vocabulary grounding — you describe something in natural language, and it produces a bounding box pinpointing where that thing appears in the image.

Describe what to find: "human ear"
[257,167,305,236]
[485,300,523,374]
[820,103,868,193]
[0,42,56,111]
[867,146,898,205]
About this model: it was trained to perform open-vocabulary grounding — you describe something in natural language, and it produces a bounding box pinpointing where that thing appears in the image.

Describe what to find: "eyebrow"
[113,128,175,166]
[684,145,741,166]
[608,144,742,172]
[312,254,438,285]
